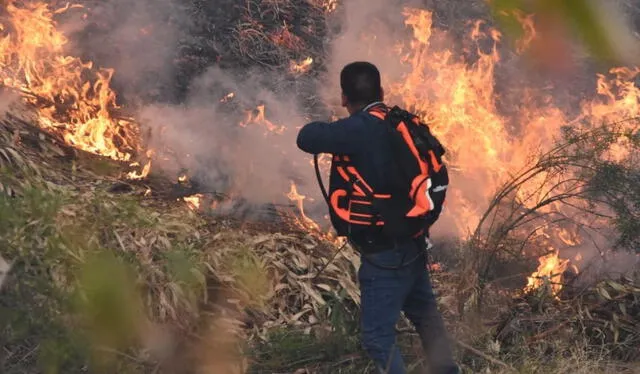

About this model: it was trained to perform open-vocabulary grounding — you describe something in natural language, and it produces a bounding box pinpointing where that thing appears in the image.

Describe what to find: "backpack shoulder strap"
[366,104,389,121]
[389,106,446,159]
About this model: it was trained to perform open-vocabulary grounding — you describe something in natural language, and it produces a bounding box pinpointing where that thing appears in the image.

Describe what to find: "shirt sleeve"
[296,116,363,155]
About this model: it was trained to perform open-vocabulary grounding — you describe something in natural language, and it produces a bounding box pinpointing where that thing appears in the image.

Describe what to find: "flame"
[240,105,285,134]
[525,250,571,295]
[126,150,154,180]
[0,1,139,162]
[183,194,204,211]
[428,262,442,272]
[220,92,235,103]
[290,57,313,74]
[314,0,338,13]
[178,175,188,183]
[381,8,640,293]
[557,228,580,247]
[388,8,639,233]
[286,181,320,232]
[514,10,537,55]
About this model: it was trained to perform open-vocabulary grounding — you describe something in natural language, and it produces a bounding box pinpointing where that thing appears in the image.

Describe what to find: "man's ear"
[380,86,385,102]
[341,93,348,107]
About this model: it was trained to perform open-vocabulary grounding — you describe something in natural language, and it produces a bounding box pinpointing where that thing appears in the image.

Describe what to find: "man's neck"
[362,101,383,112]
[348,101,383,115]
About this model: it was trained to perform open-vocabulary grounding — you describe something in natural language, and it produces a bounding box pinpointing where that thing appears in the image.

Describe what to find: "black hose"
[313,154,331,206]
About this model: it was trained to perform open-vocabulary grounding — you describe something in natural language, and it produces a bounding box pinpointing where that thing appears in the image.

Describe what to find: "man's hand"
[424,236,441,272]
[425,236,434,251]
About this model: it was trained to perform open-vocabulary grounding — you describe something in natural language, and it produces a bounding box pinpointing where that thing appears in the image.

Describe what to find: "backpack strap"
[333,156,385,225]
[315,154,386,226]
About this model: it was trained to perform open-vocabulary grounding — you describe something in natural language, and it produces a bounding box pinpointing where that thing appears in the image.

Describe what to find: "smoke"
[138,66,313,206]
[319,0,424,111]
[57,0,321,212]
[68,0,184,104]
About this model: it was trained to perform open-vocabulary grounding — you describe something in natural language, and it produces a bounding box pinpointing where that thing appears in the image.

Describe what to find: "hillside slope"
[1,0,640,373]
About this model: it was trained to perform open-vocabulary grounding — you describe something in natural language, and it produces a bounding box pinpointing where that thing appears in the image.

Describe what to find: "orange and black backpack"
[314,104,449,239]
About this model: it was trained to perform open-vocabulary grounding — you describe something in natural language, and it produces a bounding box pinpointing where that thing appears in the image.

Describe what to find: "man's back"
[298,104,395,185]
[297,103,403,238]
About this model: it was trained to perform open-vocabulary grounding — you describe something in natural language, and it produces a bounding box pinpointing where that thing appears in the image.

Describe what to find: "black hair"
[340,61,382,106]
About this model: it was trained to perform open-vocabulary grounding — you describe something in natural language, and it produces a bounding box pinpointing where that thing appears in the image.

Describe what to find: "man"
[296,62,459,374]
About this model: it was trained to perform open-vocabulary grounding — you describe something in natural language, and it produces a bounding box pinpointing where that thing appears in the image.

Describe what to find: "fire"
[183,194,204,211]
[314,0,338,13]
[126,150,154,180]
[290,57,313,75]
[525,250,571,295]
[380,7,640,292]
[126,161,151,180]
[240,105,285,134]
[220,92,235,103]
[388,9,511,232]
[0,1,139,162]
[388,8,638,233]
[2,0,637,296]
[286,181,320,231]
[514,10,537,54]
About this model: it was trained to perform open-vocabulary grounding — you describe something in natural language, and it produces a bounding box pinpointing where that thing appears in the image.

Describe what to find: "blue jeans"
[358,240,458,374]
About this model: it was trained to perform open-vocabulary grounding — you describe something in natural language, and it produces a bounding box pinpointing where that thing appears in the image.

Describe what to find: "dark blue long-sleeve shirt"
[297,105,396,192]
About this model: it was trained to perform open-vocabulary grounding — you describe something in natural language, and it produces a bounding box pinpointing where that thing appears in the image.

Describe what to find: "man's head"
[340,61,384,114]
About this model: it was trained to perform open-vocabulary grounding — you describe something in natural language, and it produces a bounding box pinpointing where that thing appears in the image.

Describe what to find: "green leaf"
[619,303,627,316]
[597,285,612,300]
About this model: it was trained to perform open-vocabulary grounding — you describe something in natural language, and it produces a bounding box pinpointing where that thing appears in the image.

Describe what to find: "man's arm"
[296,116,363,155]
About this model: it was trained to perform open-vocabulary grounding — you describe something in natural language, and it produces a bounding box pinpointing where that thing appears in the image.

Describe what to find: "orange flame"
[126,150,154,180]
[0,1,139,162]
[382,8,638,292]
[290,57,313,75]
[240,105,285,134]
[315,0,338,13]
[286,181,320,232]
[220,92,235,103]
[525,250,571,295]
[183,194,204,211]
[514,10,537,55]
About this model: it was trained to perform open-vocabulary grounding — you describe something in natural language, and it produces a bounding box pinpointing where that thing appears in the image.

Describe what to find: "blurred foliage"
[224,246,273,310]
[587,163,640,251]
[0,170,208,373]
[248,326,366,373]
[562,121,640,251]
[488,0,638,67]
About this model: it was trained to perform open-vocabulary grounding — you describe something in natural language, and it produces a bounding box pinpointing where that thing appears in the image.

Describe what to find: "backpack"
[314,104,449,239]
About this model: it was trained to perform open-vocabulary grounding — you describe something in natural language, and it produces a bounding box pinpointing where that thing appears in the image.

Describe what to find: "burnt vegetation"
[1,1,640,374]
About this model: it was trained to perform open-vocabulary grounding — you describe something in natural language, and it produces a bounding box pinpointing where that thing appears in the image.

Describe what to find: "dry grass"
[227,0,327,68]
[0,99,364,373]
